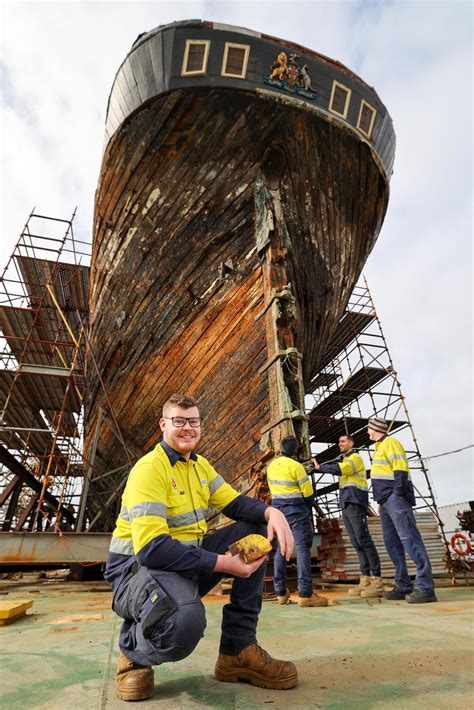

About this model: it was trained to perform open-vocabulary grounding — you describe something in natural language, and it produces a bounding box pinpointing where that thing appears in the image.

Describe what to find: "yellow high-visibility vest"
[339,451,367,491]
[109,443,239,555]
[371,435,413,503]
[267,455,313,510]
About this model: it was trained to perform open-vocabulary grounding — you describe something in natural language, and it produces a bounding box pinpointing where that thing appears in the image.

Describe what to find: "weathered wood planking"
[85,23,394,529]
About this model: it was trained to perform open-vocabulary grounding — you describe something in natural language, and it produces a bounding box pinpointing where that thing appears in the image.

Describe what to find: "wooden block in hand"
[228,534,272,563]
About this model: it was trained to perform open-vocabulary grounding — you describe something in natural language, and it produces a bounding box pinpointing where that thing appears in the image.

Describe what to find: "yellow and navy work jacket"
[266,455,314,516]
[104,441,268,583]
[318,452,369,511]
[370,435,415,505]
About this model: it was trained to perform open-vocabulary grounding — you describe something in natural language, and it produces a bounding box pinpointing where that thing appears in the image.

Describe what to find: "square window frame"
[181,39,211,77]
[357,99,377,139]
[329,80,352,119]
[221,42,251,79]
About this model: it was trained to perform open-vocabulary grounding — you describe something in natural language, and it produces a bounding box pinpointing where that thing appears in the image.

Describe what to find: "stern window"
[329,81,351,119]
[357,100,377,138]
[221,43,250,79]
[182,40,210,76]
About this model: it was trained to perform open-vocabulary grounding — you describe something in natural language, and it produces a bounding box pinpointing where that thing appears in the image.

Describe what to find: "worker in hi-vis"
[312,434,384,598]
[104,393,297,702]
[267,436,328,607]
[368,417,437,604]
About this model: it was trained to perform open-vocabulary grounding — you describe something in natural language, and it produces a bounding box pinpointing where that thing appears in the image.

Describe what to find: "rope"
[422,444,473,461]
[314,444,473,465]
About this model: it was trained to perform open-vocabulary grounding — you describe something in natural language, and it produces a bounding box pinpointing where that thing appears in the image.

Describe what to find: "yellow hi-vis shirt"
[109,443,239,556]
[370,435,415,504]
[266,455,314,513]
[338,451,369,508]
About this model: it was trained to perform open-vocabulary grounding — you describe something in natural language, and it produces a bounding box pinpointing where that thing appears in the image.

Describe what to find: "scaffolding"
[306,277,439,520]
[0,209,90,531]
[0,226,443,542]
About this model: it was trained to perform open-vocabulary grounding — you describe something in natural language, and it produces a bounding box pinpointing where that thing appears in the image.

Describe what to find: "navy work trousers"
[273,511,313,597]
[380,494,434,593]
[342,502,381,576]
[109,521,267,667]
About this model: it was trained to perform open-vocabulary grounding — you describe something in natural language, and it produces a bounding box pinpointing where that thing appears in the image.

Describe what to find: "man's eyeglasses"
[163,416,202,428]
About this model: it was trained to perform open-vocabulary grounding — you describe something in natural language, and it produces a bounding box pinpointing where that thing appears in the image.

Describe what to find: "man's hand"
[265,507,294,561]
[311,457,320,471]
[214,552,267,578]
[376,503,381,515]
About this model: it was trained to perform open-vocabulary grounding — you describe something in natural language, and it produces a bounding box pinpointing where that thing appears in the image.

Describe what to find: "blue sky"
[0,0,472,506]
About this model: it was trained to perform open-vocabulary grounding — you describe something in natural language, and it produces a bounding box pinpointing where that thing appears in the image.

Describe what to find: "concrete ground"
[0,579,473,710]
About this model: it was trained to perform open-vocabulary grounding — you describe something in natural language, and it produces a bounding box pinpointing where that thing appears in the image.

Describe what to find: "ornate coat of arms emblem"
[264,51,317,100]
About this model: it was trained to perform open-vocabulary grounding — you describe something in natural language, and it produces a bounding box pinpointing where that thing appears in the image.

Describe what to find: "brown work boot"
[115,650,154,701]
[215,643,298,689]
[297,592,329,607]
[348,575,371,596]
[360,576,384,598]
[276,589,291,605]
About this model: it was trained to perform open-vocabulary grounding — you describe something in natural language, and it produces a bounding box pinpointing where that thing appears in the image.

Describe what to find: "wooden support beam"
[257,174,309,458]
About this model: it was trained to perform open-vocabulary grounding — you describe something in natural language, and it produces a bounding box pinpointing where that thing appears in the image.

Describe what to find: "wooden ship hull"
[84,21,395,530]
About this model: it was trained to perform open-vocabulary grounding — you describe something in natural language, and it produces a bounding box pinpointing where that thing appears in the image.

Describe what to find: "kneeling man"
[105,393,297,701]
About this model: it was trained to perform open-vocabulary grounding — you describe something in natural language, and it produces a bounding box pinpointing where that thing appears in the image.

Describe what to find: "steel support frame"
[306,277,439,521]
[0,209,90,531]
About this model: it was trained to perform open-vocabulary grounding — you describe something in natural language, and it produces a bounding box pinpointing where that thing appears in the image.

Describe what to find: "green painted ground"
[0,581,472,709]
